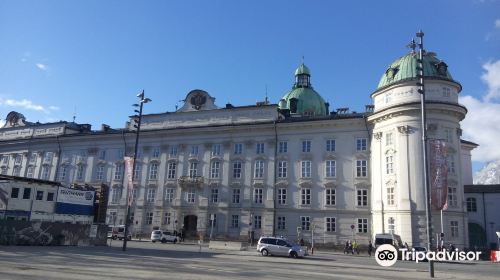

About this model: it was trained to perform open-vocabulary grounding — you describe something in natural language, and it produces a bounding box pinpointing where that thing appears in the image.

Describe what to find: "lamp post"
[122,90,151,251]
[416,30,435,278]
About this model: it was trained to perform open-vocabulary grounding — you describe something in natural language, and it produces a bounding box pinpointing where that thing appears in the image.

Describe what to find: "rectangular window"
[117,149,124,159]
[111,187,122,203]
[301,161,311,178]
[132,188,138,201]
[450,221,459,237]
[302,140,311,153]
[301,188,311,205]
[186,188,195,203]
[254,215,262,229]
[76,165,85,181]
[96,165,104,181]
[278,216,286,230]
[0,167,6,175]
[357,189,368,206]
[325,188,335,206]
[387,187,395,206]
[190,145,199,156]
[254,188,263,204]
[36,190,44,200]
[234,143,243,155]
[211,188,219,203]
[58,165,68,181]
[114,164,123,180]
[233,161,242,179]
[325,160,336,177]
[386,133,393,146]
[356,138,367,151]
[231,215,239,228]
[278,188,287,205]
[447,155,456,174]
[388,217,395,234]
[23,188,31,199]
[301,216,310,231]
[164,212,171,225]
[325,217,336,232]
[146,188,156,202]
[448,187,457,207]
[356,160,367,177]
[254,160,264,178]
[41,166,50,180]
[149,163,158,180]
[152,147,161,158]
[1,155,8,164]
[43,152,53,163]
[189,162,198,178]
[132,164,141,180]
[15,155,22,164]
[358,218,368,233]
[146,212,153,225]
[278,161,287,178]
[167,162,176,179]
[278,141,288,153]
[232,188,240,204]
[11,187,19,198]
[445,128,454,143]
[326,139,336,152]
[98,150,106,160]
[26,166,34,178]
[210,161,221,178]
[386,156,394,174]
[466,198,477,212]
[47,192,54,201]
[13,166,21,177]
[29,154,37,164]
[169,146,178,156]
[165,188,175,202]
[211,144,221,156]
[256,142,265,154]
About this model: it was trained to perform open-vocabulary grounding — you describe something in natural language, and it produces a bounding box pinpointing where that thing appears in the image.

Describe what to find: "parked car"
[109,225,132,240]
[412,246,428,262]
[256,236,305,258]
[151,230,178,243]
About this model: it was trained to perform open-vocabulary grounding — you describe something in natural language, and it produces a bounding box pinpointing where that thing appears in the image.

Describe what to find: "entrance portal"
[183,215,198,237]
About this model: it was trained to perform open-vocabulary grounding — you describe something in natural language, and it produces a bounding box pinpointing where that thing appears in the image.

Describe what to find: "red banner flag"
[429,140,448,210]
[124,156,134,207]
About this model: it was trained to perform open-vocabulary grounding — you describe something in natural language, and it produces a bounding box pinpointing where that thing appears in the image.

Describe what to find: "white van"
[110,225,132,240]
[374,233,402,248]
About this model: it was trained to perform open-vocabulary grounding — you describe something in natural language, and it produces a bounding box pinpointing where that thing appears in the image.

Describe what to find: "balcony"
[178,176,204,188]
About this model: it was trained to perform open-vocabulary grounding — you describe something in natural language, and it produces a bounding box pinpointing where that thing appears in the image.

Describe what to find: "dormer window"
[435,61,448,76]
[386,67,399,80]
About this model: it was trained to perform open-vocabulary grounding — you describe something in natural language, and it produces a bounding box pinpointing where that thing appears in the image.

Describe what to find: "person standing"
[344,240,350,254]
[353,240,359,255]
[368,241,373,257]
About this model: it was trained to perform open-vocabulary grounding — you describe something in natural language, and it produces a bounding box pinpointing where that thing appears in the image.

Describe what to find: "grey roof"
[464,184,500,193]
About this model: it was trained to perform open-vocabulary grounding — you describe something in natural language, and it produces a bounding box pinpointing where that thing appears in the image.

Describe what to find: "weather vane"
[407,38,416,54]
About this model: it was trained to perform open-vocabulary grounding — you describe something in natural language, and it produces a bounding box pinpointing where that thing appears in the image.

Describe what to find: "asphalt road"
[0,240,498,280]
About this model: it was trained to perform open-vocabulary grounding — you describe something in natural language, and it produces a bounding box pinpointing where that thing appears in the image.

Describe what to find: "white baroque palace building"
[0,46,475,247]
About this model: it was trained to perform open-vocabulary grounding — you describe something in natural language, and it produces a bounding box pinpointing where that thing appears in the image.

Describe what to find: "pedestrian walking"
[344,240,350,254]
[353,240,359,255]
[368,241,373,257]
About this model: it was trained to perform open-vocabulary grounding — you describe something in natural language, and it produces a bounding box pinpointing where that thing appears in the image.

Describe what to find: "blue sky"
[0,0,499,172]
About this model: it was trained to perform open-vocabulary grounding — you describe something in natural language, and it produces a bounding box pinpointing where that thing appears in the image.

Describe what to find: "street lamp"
[122,90,151,251]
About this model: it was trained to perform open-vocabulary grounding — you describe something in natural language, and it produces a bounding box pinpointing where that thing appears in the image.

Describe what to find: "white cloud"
[0,98,58,114]
[0,119,5,128]
[496,19,500,29]
[482,60,500,101]
[36,63,48,71]
[460,59,500,162]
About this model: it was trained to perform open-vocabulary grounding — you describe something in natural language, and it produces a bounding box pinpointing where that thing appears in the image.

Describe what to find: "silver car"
[257,237,305,258]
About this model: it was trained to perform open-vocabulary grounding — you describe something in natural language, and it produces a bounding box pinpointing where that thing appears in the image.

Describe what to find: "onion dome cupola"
[376,51,461,92]
[279,63,329,117]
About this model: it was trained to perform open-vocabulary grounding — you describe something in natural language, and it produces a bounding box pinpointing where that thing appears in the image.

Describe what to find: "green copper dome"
[377,52,460,90]
[294,63,311,76]
[279,63,328,116]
